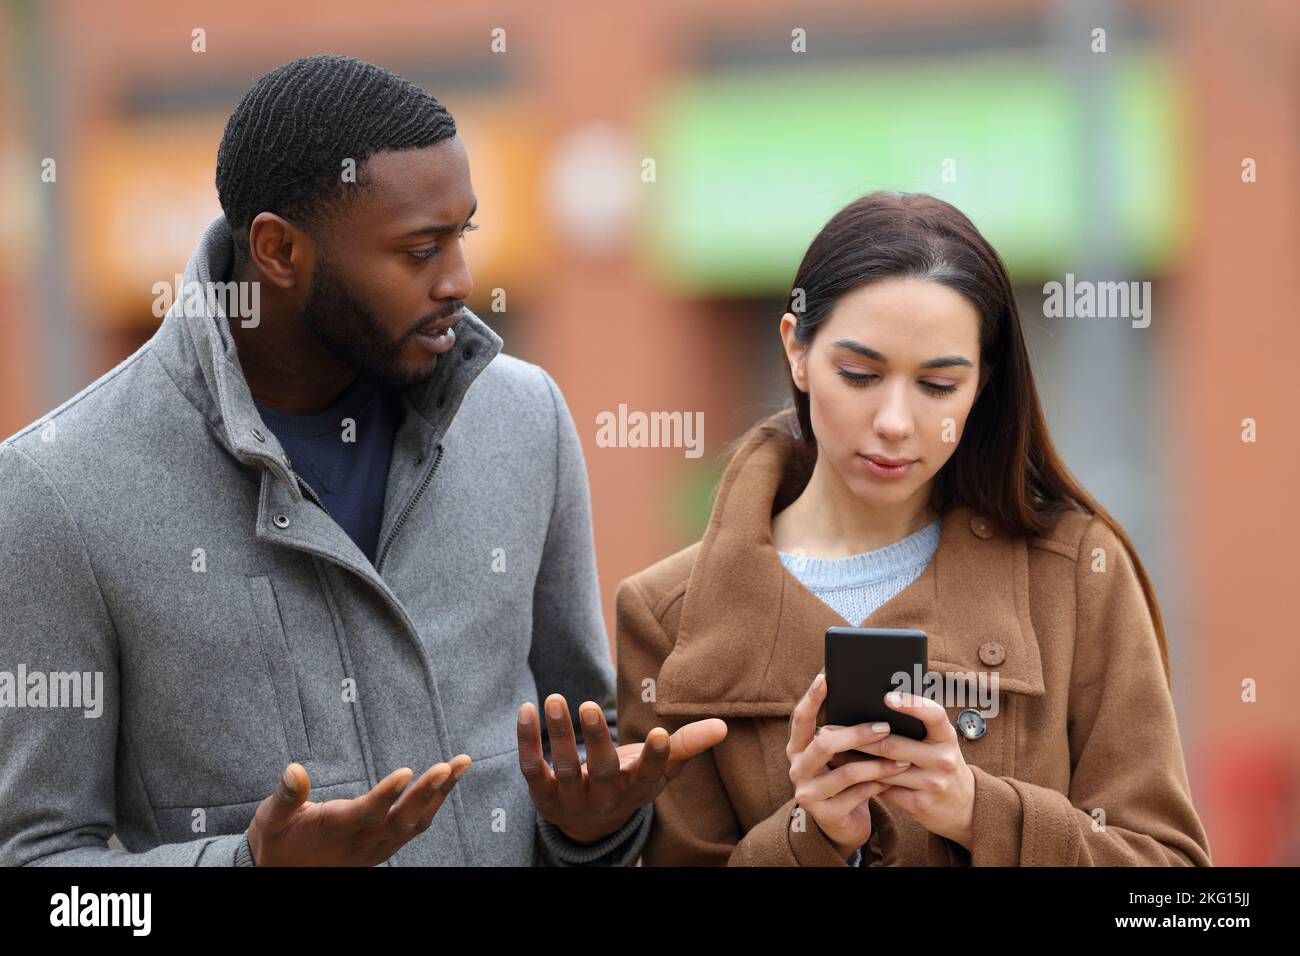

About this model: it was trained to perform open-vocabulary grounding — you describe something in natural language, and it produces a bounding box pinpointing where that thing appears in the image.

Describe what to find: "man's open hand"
[246,756,470,865]
[517,694,727,845]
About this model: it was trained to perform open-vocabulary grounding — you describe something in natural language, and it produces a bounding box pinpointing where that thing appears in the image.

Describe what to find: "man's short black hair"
[216,53,457,274]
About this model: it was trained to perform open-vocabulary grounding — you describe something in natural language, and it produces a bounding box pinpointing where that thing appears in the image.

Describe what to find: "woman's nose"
[872,384,914,441]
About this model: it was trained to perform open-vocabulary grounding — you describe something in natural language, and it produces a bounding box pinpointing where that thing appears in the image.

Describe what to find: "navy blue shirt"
[254,376,405,564]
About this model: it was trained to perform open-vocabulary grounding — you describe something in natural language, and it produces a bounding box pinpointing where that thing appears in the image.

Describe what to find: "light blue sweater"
[778,518,941,626]
[777,517,941,866]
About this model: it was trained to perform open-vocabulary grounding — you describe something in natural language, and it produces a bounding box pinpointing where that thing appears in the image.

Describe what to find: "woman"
[614,191,1212,866]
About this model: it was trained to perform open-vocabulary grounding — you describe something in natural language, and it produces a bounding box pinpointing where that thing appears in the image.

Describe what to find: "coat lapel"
[655,419,1045,719]
[156,213,503,507]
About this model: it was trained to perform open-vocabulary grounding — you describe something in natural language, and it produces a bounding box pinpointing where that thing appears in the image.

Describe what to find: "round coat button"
[978,641,1006,666]
[956,709,987,740]
[251,427,266,443]
[272,514,290,529]
[970,516,993,539]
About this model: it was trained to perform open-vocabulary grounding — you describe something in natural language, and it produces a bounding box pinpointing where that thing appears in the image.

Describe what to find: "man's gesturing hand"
[247,756,470,866]
[517,694,727,845]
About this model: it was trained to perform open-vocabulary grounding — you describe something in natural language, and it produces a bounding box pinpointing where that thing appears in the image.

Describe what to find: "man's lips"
[415,309,464,337]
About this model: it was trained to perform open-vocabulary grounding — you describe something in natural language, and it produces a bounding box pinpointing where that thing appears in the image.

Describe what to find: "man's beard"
[297,254,438,390]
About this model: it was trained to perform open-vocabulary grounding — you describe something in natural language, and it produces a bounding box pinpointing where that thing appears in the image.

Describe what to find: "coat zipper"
[376,443,444,574]
[295,473,333,520]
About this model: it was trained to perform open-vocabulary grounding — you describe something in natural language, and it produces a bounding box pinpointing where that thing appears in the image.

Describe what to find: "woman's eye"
[837,368,958,396]
[837,369,875,387]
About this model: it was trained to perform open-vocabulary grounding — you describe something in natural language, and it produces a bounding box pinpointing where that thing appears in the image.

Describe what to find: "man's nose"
[433,244,473,304]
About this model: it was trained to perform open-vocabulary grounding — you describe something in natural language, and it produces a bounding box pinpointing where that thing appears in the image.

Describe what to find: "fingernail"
[519,704,532,724]
[871,722,890,733]
[886,692,902,706]
[814,673,824,690]
[547,700,563,719]
[581,708,598,726]
[895,760,911,768]
[453,764,468,781]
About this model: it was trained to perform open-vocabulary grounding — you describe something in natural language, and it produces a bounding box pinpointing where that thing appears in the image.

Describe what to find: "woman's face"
[780,276,984,511]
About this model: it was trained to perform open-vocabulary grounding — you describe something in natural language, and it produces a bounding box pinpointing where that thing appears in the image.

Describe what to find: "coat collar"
[655,415,1045,718]
[151,214,503,503]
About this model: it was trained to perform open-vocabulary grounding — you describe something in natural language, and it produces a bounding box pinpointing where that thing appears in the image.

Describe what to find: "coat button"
[970,516,993,539]
[978,641,1005,666]
[251,427,266,443]
[272,514,290,529]
[956,709,987,740]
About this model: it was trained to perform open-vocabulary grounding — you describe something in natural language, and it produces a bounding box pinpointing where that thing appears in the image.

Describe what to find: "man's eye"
[408,223,476,261]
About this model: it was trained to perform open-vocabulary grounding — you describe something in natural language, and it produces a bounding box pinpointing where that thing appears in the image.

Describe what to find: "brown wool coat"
[615,417,1213,866]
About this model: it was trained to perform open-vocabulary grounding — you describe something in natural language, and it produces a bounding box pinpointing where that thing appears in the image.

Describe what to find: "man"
[0,54,724,866]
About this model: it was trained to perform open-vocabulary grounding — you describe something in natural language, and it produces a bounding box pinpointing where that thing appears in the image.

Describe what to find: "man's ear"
[246,212,309,290]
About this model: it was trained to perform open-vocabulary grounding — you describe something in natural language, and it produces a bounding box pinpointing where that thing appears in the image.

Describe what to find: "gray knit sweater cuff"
[234,832,257,867]
[536,804,652,866]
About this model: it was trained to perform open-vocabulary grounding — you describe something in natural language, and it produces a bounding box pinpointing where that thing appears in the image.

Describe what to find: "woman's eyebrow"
[831,339,973,369]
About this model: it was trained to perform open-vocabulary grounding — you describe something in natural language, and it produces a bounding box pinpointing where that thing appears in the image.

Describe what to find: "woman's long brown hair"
[738,190,1172,687]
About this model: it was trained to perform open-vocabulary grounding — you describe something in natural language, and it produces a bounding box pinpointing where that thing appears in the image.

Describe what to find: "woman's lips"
[859,453,917,479]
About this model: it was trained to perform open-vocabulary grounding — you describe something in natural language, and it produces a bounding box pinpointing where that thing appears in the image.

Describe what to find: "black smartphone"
[824,626,928,741]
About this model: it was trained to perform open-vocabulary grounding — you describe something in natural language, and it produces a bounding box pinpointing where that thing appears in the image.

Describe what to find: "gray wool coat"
[0,214,650,866]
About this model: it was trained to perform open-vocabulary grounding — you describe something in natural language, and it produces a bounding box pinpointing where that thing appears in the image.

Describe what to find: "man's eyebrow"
[830,339,974,370]
[396,198,478,238]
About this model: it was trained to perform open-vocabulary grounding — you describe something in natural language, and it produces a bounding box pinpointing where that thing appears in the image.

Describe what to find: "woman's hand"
[856,690,977,850]
[785,672,907,860]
